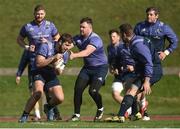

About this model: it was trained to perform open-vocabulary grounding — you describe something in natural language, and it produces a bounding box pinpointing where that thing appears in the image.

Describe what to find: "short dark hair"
[108,29,120,36]
[146,7,159,15]
[34,4,45,13]
[58,33,73,44]
[80,17,93,25]
[119,23,133,36]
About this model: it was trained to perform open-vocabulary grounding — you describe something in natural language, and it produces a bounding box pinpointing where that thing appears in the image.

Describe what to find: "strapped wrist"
[164,50,170,56]
[24,45,30,50]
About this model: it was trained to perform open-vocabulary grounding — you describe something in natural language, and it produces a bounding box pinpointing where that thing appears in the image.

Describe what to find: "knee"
[56,95,64,104]
[89,88,98,97]
[127,87,138,97]
[33,91,43,101]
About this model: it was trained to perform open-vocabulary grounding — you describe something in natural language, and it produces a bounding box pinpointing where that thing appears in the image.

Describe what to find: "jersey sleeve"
[50,22,59,37]
[19,25,27,38]
[37,44,48,57]
[164,24,179,53]
[89,36,102,48]
[133,43,153,78]
[16,50,29,76]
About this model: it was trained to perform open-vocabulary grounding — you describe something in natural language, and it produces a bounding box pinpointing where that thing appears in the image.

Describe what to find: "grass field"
[0,0,180,67]
[0,75,180,127]
[0,120,180,128]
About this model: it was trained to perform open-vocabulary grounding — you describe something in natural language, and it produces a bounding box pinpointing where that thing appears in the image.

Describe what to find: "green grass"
[0,0,180,67]
[0,75,180,127]
[0,120,180,128]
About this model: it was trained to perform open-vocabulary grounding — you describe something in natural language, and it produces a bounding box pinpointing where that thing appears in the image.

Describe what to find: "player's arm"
[159,25,179,60]
[53,33,60,42]
[51,22,61,42]
[70,44,96,59]
[144,77,151,94]
[17,35,29,50]
[16,50,29,85]
[16,76,21,85]
[134,44,153,95]
[36,53,62,68]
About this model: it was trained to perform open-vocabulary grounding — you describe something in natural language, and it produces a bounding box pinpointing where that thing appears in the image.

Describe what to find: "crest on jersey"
[141,28,146,32]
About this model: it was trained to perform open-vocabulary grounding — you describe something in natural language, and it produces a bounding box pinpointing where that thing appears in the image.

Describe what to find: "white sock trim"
[35,110,41,118]
[75,114,80,117]
[98,107,104,111]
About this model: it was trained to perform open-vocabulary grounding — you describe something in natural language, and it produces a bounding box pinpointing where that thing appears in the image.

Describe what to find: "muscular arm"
[70,44,96,59]
[17,35,29,49]
[53,33,60,42]
[16,50,29,76]
[36,55,55,68]
[142,76,151,95]
[36,53,62,68]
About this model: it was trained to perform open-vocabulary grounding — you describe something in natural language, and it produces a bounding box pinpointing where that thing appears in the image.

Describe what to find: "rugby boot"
[44,104,55,121]
[67,114,80,121]
[129,112,142,121]
[94,107,104,121]
[54,106,62,120]
[19,113,29,123]
[142,110,150,121]
[104,116,125,123]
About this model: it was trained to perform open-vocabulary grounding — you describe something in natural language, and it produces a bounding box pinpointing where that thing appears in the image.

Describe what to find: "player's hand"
[114,69,119,75]
[40,37,48,43]
[158,51,167,61]
[127,65,134,72]
[142,80,151,95]
[53,53,63,62]
[109,67,118,75]
[16,76,21,85]
[29,45,35,52]
[69,51,75,60]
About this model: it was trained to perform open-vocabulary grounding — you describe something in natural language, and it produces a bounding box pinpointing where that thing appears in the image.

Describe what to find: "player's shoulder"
[156,20,165,26]
[155,20,171,31]
[23,21,33,28]
[45,20,54,25]
[73,34,81,43]
[89,32,102,42]
[91,32,100,38]
[119,42,126,49]
[21,21,35,31]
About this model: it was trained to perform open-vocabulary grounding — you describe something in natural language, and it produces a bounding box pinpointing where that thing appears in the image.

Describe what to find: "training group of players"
[16,4,178,123]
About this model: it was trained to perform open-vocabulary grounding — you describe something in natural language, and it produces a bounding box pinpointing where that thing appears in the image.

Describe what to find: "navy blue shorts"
[78,64,108,85]
[150,63,163,86]
[33,70,60,91]
[133,63,163,89]
[114,72,138,83]
[28,72,34,89]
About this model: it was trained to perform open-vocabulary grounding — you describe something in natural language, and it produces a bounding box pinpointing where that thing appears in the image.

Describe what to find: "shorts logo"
[98,77,103,82]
